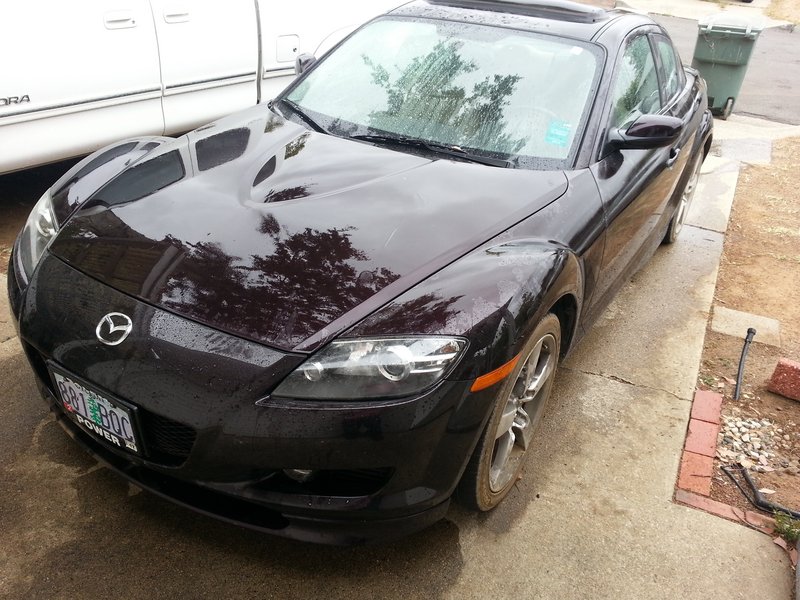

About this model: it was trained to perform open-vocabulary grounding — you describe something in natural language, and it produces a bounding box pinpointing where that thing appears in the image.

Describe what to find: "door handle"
[104,11,137,29]
[164,11,190,23]
[667,146,681,167]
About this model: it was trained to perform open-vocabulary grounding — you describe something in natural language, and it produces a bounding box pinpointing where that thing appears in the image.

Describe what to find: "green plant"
[774,512,800,543]
[698,373,716,387]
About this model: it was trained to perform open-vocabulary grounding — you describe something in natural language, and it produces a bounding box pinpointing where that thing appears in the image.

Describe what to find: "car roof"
[388,0,656,44]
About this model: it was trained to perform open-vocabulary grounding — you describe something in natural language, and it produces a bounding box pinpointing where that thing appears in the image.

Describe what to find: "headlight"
[18,189,58,279]
[272,337,468,400]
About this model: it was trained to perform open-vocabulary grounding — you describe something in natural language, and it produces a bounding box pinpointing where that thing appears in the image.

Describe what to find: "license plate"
[51,369,141,454]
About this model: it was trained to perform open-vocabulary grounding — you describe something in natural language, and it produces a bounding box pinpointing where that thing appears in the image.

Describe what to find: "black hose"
[722,464,800,520]
[733,327,757,401]
[721,465,761,509]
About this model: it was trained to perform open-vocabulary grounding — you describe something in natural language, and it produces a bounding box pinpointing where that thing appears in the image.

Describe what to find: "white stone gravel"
[717,412,800,474]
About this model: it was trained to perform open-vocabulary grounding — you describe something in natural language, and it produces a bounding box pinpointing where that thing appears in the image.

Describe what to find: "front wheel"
[457,313,561,511]
[663,153,703,244]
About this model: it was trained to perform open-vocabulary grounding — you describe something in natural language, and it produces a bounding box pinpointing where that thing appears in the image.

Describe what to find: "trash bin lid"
[698,12,764,36]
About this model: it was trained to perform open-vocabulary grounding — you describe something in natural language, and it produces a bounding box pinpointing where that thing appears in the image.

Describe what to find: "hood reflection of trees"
[162,219,401,347]
[364,40,526,154]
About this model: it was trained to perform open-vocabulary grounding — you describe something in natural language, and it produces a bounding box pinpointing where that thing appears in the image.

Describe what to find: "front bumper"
[10,252,495,543]
[45,383,450,544]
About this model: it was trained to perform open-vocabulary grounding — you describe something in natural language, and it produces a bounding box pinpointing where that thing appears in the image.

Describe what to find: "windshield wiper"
[349,134,512,168]
[271,98,326,134]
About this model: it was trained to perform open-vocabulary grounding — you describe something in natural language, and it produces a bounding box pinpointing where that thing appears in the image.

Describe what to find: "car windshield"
[284,17,601,168]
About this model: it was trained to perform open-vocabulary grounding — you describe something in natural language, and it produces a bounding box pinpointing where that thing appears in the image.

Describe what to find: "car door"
[150,0,258,135]
[0,0,163,174]
[586,30,688,321]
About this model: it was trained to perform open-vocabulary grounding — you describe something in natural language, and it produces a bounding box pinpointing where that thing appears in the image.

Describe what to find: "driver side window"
[609,35,662,131]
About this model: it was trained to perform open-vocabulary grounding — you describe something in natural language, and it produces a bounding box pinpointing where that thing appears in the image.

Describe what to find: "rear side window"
[655,36,683,102]
[608,35,661,131]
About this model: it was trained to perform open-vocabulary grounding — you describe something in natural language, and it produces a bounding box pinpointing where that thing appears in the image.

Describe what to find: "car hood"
[50,106,568,352]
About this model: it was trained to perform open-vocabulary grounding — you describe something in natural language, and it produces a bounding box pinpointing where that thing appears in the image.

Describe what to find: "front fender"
[49,136,173,225]
[346,238,583,382]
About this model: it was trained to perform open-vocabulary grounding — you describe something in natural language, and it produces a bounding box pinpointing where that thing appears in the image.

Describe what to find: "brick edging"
[675,390,800,576]
[676,391,800,572]
[674,489,775,534]
[675,389,773,532]
[676,390,722,496]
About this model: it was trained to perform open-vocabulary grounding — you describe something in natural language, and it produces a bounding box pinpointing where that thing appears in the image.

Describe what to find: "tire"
[457,313,561,511]
[663,152,703,244]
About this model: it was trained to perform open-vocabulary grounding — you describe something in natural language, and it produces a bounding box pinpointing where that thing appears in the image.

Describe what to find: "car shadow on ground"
[1,377,571,599]
[28,445,465,598]
[2,380,468,598]
[1,344,568,599]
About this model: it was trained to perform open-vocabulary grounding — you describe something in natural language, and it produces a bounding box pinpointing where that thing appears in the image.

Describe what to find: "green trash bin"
[692,14,763,120]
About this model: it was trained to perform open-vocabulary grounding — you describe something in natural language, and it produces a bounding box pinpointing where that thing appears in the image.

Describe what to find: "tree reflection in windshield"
[286,18,600,164]
[364,40,525,154]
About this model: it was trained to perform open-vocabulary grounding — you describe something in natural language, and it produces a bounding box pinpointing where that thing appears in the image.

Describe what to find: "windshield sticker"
[545,121,572,148]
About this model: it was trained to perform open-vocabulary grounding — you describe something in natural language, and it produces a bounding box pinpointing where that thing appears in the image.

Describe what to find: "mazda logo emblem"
[96,312,133,346]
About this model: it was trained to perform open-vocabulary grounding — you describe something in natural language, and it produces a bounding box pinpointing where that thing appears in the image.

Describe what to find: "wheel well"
[549,294,578,359]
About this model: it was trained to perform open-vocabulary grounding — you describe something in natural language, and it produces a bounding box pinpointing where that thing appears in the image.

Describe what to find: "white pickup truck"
[0,0,399,174]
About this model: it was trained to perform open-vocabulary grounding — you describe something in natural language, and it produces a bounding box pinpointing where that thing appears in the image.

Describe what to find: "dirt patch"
[768,0,800,25]
[699,136,800,515]
[0,202,29,274]
[0,160,78,275]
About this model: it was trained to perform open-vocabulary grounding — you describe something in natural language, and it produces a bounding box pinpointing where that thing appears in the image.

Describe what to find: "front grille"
[139,411,197,466]
[325,469,392,495]
[254,468,393,497]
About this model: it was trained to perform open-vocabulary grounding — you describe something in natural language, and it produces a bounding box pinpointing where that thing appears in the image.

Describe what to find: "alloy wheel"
[488,333,558,492]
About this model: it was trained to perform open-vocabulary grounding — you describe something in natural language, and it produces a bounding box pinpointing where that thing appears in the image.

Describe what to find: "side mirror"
[607,114,684,151]
[295,53,317,76]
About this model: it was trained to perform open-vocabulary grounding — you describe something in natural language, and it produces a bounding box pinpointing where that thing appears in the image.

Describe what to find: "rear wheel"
[457,313,561,511]
[663,153,703,244]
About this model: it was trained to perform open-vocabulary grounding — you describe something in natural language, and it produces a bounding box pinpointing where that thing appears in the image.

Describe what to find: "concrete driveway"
[1,117,797,598]
[3,1,800,595]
